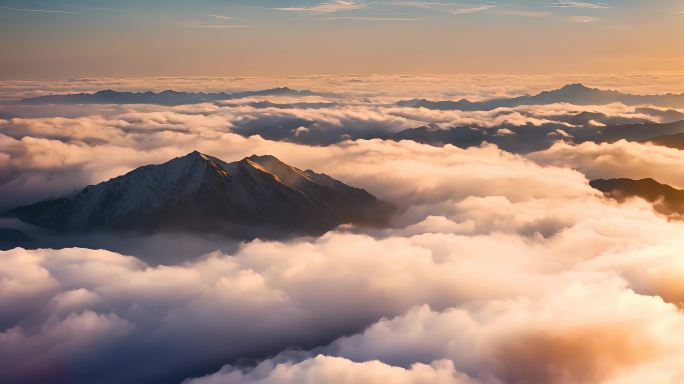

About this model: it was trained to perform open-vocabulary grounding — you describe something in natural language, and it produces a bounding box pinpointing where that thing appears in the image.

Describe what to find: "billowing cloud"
[4,77,684,384]
[4,126,684,383]
[2,94,679,210]
[528,140,684,189]
[187,356,474,384]
[192,279,684,384]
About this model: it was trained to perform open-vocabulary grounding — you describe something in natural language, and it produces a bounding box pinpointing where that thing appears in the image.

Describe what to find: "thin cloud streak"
[388,1,495,15]
[497,10,551,17]
[320,16,419,21]
[550,1,610,9]
[275,1,367,14]
[0,4,76,13]
[569,15,600,22]
[208,14,234,20]
[184,25,250,29]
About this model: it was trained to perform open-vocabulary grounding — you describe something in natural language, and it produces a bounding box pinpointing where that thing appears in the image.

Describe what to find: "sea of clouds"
[2,75,684,383]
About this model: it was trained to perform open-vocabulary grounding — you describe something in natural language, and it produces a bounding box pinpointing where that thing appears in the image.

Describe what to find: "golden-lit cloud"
[3,77,684,383]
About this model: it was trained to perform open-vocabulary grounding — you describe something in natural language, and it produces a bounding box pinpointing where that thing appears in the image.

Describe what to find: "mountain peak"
[5,152,393,238]
[173,150,210,165]
[239,154,311,188]
[558,83,592,92]
[185,150,204,158]
[246,154,284,167]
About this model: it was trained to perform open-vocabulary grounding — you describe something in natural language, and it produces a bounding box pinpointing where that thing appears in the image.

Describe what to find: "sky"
[1,0,683,79]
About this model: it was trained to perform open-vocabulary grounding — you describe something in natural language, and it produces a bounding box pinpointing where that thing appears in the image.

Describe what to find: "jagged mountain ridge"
[397,83,684,111]
[4,152,393,238]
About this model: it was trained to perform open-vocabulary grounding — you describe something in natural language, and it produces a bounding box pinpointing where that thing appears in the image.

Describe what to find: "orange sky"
[0,0,683,78]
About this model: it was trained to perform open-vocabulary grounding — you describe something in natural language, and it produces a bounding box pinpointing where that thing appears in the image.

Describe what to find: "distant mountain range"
[387,120,684,154]
[15,84,684,155]
[4,152,393,238]
[20,84,684,110]
[397,83,684,110]
[18,87,323,106]
[591,178,684,216]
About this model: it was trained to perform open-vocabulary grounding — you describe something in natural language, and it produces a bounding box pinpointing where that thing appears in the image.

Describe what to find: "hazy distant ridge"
[397,83,684,110]
[19,87,322,106]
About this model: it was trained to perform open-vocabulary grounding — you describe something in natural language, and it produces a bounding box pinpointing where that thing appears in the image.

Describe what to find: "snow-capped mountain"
[4,152,393,238]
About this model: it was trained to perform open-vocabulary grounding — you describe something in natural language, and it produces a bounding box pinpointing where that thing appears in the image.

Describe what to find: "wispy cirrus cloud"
[497,10,551,17]
[569,15,601,22]
[321,16,419,21]
[208,14,234,20]
[184,25,250,29]
[0,4,76,13]
[389,1,495,15]
[275,1,367,14]
[551,1,610,9]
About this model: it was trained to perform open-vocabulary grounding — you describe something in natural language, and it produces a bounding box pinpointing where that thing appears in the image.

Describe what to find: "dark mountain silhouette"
[590,178,684,216]
[4,152,393,238]
[644,132,684,150]
[19,87,322,106]
[0,228,34,250]
[397,84,684,111]
[573,120,684,143]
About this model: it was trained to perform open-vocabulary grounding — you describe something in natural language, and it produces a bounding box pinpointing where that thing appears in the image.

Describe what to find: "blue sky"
[1,0,683,78]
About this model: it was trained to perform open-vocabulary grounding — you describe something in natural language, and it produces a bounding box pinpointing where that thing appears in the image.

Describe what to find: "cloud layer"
[4,135,684,383]
[3,77,684,383]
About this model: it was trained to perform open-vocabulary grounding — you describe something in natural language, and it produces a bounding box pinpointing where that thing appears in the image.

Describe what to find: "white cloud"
[187,356,474,384]
[4,77,684,383]
[527,140,684,189]
[188,280,684,383]
[5,123,684,382]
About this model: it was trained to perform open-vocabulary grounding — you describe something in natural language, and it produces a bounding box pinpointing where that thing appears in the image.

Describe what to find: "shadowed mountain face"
[0,228,34,250]
[645,132,684,150]
[590,178,684,216]
[397,83,684,111]
[4,152,393,238]
[18,87,321,106]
